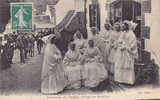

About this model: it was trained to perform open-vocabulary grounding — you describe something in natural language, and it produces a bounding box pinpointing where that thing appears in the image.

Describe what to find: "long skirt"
[108,48,116,74]
[114,68,135,85]
[114,50,135,85]
[0,54,3,70]
[103,43,111,71]
[1,51,11,70]
[82,62,108,88]
[65,65,83,89]
[41,63,67,94]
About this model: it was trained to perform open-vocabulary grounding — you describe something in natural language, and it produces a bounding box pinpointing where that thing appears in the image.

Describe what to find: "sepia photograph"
[0,0,160,99]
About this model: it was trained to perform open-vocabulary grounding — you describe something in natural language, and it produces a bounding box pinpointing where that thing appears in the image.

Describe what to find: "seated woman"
[82,40,108,88]
[73,31,86,55]
[63,43,83,89]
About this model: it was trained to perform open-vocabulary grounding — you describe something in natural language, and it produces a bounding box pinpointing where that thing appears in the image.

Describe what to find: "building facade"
[146,0,160,66]
[144,0,160,84]
[106,0,152,65]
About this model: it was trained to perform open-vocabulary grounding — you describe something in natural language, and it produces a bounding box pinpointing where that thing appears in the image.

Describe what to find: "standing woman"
[0,37,3,70]
[114,21,138,85]
[108,23,122,78]
[1,37,11,69]
[73,31,86,55]
[99,24,112,40]
[100,24,112,71]
[41,35,67,94]
[89,27,103,53]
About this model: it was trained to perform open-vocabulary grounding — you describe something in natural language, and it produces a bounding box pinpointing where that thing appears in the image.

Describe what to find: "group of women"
[41,20,138,95]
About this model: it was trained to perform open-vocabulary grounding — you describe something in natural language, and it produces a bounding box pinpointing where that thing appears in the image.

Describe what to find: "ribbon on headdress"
[114,22,121,25]
[105,23,112,27]
[130,20,138,30]
[123,20,138,31]
[91,27,99,32]
[42,34,56,44]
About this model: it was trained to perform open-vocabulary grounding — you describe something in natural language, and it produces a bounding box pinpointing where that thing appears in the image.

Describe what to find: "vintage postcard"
[0,0,160,100]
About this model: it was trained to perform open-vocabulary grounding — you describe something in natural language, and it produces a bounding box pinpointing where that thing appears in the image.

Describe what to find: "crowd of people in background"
[41,20,138,95]
[0,29,52,70]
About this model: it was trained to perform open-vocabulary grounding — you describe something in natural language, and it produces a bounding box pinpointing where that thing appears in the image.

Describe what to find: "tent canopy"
[55,10,75,31]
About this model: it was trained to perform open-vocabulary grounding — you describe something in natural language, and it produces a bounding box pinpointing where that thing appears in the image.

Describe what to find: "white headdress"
[123,20,138,31]
[130,20,138,30]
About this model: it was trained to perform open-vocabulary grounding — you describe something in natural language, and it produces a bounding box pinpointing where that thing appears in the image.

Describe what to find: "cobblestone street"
[0,49,158,95]
[0,49,120,95]
[0,49,43,95]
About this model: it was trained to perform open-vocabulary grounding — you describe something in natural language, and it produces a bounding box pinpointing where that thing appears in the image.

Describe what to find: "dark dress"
[0,45,3,69]
[0,44,11,70]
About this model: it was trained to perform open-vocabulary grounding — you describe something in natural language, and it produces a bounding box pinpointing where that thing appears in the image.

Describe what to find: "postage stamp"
[11,3,33,30]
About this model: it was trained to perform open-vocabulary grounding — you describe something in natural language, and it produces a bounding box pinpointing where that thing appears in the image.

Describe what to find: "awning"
[55,10,75,32]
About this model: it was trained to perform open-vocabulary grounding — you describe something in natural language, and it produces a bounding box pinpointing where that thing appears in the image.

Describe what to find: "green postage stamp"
[11,3,33,30]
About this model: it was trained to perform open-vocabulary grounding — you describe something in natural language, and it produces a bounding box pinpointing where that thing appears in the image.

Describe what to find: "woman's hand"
[90,58,95,62]
[104,40,110,44]
[121,47,126,51]
[49,68,54,75]
[57,57,62,62]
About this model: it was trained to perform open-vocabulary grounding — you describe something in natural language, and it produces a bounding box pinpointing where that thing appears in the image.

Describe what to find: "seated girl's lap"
[65,65,83,80]
[84,62,104,70]
[66,65,82,71]
[83,62,107,77]
[64,62,108,88]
